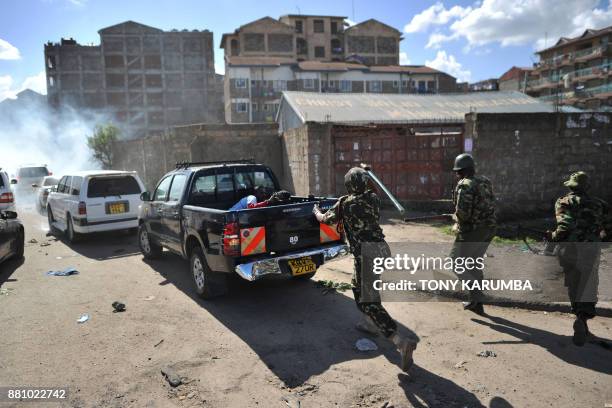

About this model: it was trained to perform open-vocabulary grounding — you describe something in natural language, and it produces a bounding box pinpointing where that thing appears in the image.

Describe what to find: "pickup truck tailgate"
[236,199,341,256]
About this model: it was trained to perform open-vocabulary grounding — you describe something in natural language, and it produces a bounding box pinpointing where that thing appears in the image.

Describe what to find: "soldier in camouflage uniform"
[313,167,418,371]
[549,171,612,346]
[450,153,497,315]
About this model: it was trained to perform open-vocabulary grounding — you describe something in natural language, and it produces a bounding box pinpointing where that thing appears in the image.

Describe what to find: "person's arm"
[454,183,475,225]
[313,200,340,224]
[551,197,573,242]
[248,200,269,209]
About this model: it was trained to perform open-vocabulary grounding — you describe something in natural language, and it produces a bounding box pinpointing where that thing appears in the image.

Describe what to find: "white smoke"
[0,93,107,179]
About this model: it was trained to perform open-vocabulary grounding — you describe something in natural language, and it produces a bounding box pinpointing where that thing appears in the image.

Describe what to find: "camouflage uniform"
[551,172,612,320]
[318,168,397,338]
[450,174,497,301]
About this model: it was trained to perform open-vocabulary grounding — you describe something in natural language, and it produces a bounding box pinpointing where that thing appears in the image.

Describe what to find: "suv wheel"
[190,247,227,299]
[139,224,162,259]
[13,228,24,259]
[66,216,80,243]
[47,207,58,235]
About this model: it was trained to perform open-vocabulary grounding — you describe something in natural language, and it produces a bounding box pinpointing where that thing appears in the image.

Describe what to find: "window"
[47,56,56,69]
[56,177,68,194]
[295,21,303,34]
[328,80,335,88]
[43,177,59,186]
[235,102,248,113]
[418,81,426,92]
[70,176,83,195]
[303,78,314,89]
[168,174,187,202]
[48,77,55,87]
[297,38,307,55]
[60,177,72,194]
[18,167,49,178]
[339,80,352,92]
[401,80,409,89]
[263,104,269,111]
[369,80,382,93]
[189,173,215,205]
[153,176,172,201]
[87,176,141,198]
[235,78,247,88]
[272,80,287,91]
[313,19,324,33]
[230,39,240,56]
[252,103,258,112]
[314,46,325,58]
[392,80,399,88]
[331,21,338,34]
[251,79,259,87]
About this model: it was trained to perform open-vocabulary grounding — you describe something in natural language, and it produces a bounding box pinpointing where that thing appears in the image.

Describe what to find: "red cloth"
[247,200,270,209]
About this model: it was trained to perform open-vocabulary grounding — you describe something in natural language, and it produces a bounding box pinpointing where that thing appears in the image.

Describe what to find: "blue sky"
[1,0,611,101]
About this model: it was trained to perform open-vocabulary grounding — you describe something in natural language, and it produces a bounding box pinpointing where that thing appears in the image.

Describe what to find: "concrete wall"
[281,123,333,196]
[468,112,612,218]
[112,123,280,190]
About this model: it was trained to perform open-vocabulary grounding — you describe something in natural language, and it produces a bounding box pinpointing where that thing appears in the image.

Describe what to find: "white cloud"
[345,18,357,27]
[399,52,411,65]
[404,2,471,33]
[0,38,20,60]
[426,50,471,82]
[0,71,47,102]
[406,0,612,51]
[426,32,456,49]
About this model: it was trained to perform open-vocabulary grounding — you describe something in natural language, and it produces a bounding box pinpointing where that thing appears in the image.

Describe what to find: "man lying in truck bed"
[137,160,348,299]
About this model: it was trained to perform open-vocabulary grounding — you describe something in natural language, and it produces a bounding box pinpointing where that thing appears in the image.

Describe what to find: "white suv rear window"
[87,176,141,198]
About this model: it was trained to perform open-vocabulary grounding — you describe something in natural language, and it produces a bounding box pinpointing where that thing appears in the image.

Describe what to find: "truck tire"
[139,224,162,259]
[66,216,80,243]
[190,247,228,299]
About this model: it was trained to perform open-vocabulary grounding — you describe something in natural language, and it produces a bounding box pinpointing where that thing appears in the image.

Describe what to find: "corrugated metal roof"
[278,91,580,125]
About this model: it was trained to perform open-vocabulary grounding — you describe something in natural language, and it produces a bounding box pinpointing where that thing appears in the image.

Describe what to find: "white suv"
[0,170,16,211]
[47,170,145,242]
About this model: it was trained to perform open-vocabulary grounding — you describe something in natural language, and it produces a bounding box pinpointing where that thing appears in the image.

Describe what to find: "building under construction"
[44,21,223,138]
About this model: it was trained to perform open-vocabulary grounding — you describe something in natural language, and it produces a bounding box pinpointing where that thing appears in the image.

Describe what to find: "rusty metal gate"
[332,124,464,200]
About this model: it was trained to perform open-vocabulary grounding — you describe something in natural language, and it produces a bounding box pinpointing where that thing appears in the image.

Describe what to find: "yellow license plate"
[288,257,316,276]
[108,203,126,214]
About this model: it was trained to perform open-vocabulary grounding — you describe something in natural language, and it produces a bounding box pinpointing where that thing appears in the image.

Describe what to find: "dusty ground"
[0,205,611,408]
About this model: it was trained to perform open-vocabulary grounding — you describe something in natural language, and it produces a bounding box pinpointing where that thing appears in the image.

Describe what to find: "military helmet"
[344,167,368,194]
[563,171,589,190]
[453,153,475,171]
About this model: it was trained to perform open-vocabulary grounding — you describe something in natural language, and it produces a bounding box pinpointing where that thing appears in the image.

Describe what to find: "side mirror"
[1,210,18,219]
[32,183,39,188]
[51,186,57,192]
[140,191,151,201]
[10,179,17,184]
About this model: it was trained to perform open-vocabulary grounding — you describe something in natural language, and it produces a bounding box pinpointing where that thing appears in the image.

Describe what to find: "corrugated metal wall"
[331,124,463,200]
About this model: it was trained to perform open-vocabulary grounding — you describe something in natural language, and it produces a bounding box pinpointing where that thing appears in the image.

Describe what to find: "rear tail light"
[0,192,14,203]
[222,222,240,257]
[48,171,53,176]
[78,201,87,215]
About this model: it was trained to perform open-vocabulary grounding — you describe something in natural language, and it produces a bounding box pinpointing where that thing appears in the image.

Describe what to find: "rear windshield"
[43,177,58,186]
[18,167,49,178]
[0,173,5,188]
[87,176,141,198]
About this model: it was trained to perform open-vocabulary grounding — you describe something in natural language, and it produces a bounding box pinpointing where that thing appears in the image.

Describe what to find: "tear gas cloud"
[0,96,106,178]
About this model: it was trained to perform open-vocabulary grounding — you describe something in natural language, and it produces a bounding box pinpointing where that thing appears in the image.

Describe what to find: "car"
[0,170,16,212]
[138,160,348,299]
[13,164,51,198]
[32,176,59,212]
[47,170,145,243]
[0,210,24,265]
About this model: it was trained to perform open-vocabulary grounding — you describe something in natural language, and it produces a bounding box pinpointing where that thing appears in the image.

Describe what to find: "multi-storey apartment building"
[220,15,456,123]
[498,66,533,92]
[525,26,612,110]
[45,21,223,138]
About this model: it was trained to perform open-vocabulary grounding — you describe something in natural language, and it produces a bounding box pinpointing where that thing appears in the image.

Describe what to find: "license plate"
[107,202,126,214]
[288,257,317,276]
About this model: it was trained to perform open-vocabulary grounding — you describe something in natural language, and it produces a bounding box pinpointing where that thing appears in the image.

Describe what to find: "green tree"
[87,124,120,169]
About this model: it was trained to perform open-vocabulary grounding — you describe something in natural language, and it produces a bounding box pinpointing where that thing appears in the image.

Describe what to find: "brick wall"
[468,112,612,218]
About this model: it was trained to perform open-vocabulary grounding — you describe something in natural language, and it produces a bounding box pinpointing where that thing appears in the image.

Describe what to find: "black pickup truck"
[137,161,348,298]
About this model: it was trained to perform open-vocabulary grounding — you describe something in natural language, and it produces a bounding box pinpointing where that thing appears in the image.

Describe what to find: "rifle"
[516,224,557,256]
[404,214,454,223]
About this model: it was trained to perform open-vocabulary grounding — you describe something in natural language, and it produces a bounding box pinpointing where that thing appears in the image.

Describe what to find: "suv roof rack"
[175,159,255,169]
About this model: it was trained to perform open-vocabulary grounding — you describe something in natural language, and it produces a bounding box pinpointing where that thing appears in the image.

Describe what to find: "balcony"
[574,46,603,60]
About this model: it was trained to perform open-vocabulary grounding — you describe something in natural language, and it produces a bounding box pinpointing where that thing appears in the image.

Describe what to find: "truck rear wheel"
[190,247,227,299]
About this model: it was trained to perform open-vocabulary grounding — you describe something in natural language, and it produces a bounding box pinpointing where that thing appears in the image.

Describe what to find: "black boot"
[462,301,484,315]
[572,316,588,346]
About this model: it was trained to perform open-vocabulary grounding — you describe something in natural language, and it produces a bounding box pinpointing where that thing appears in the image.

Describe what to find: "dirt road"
[0,207,610,408]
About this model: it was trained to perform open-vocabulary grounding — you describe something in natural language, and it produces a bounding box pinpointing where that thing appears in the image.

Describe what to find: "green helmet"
[563,171,589,191]
[344,167,368,194]
[453,153,475,171]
